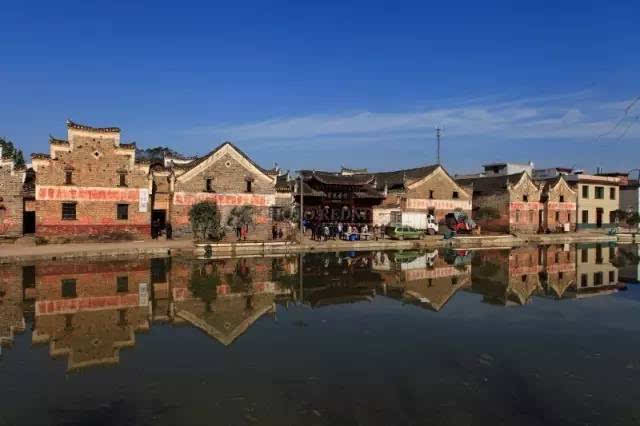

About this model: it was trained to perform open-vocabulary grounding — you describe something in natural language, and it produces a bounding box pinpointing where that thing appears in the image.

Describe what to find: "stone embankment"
[0,232,622,264]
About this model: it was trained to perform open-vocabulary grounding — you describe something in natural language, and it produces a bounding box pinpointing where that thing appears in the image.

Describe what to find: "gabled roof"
[456,172,530,195]
[176,142,275,184]
[66,119,120,133]
[373,165,440,191]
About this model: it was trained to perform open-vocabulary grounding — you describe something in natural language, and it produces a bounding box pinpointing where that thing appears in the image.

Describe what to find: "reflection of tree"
[225,258,254,292]
[189,262,221,312]
[611,248,640,268]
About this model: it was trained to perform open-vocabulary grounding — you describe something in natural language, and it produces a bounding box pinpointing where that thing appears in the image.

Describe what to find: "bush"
[189,201,225,241]
[227,205,254,230]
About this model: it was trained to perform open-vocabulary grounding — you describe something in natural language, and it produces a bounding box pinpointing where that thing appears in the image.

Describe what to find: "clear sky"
[1,1,639,175]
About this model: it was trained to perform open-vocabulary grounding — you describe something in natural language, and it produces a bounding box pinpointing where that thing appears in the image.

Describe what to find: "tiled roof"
[275,174,292,192]
[119,142,136,150]
[373,165,440,191]
[31,153,51,160]
[66,119,120,133]
[299,170,376,186]
[455,172,526,195]
[49,136,69,146]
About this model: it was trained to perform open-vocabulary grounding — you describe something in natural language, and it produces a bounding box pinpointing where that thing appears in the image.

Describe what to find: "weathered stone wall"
[472,193,511,233]
[402,168,472,221]
[34,129,151,238]
[0,162,24,237]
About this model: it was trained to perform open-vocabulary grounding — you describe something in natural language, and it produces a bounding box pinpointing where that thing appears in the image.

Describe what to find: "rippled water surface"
[1,243,640,425]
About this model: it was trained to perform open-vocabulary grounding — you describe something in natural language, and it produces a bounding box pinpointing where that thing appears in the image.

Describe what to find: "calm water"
[1,244,640,425]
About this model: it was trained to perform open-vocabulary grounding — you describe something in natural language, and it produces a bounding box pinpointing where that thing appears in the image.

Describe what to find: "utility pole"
[435,127,442,165]
[299,174,304,237]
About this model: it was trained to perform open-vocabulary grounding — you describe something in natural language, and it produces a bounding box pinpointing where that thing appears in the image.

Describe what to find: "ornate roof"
[299,170,376,186]
[66,119,120,133]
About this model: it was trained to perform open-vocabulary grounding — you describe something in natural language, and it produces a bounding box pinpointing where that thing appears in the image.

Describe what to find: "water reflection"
[0,243,634,372]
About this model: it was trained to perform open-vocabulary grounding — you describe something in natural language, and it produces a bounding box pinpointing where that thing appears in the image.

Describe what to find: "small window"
[521,274,527,282]
[151,258,167,283]
[452,191,459,199]
[429,190,434,199]
[119,173,127,187]
[117,204,129,220]
[555,211,560,222]
[582,210,588,224]
[61,279,77,298]
[206,178,213,192]
[594,272,603,286]
[523,194,528,202]
[609,271,615,283]
[118,309,127,326]
[580,274,588,287]
[594,186,604,199]
[610,187,616,200]
[65,171,73,185]
[581,248,588,263]
[246,180,253,193]
[559,195,565,203]
[558,272,564,280]
[22,265,36,288]
[117,276,128,293]
[65,314,74,330]
[62,203,76,220]
[582,185,589,199]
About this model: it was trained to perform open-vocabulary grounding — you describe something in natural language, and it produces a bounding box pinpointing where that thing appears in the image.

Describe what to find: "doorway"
[152,210,167,230]
[538,209,544,232]
[23,211,35,234]
[596,208,603,228]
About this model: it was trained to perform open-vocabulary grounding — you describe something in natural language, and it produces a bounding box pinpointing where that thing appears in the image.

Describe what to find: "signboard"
[139,189,149,212]
[139,283,149,307]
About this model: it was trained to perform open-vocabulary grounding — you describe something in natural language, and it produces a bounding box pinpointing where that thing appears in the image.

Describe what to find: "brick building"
[31,121,151,239]
[0,146,26,237]
[456,172,543,234]
[166,142,279,240]
[539,176,577,232]
[373,164,472,226]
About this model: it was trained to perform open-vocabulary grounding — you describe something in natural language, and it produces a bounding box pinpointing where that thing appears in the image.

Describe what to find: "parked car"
[385,225,423,240]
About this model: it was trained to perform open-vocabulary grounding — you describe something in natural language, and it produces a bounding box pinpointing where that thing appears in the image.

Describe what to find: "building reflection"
[0,242,634,370]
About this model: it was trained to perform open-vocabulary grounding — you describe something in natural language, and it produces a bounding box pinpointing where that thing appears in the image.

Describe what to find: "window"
[580,274,588,287]
[559,195,565,203]
[582,210,588,224]
[117,204,129,220]
[206,178,213,192]
[609,271,615,283]
[428,208,435,216]
[65,171,73,185]
[117,276,128,293]
[452,191,459,199]
[119,172,127,187]
[429,190,434,199]
[523,194,528,202]
[118,309,127,326]
[270,206,283,221]
[594,186,604,199]
[596,245,603,264]
[594,272,603,286]
[62,203,76,220]
[610,187,616,200]
[610,211,616,224]
[246,180,253,193]
[151,258,167,283]
[65,314,74,330]
[515,210,520,223]
[559,272,564,280]
[61,279,77,298]
[581,248,588,263]
[555,211,560,222]
[22,265,36,288]
[582,185,589,199]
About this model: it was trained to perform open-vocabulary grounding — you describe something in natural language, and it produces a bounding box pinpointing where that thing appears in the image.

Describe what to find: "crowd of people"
[302,220,383,241]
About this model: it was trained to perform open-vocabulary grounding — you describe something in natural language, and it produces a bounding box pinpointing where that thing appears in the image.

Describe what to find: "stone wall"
[34,127,151,239]
[0,160,24,237]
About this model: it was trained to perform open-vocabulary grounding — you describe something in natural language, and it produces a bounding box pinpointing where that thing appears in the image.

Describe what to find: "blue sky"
[1,1,639,174]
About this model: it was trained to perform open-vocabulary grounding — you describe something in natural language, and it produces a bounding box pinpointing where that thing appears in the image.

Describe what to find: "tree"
[227,205,254,229]
[0,137,24,166]
[189,262,221,312]
[189,201,225,241]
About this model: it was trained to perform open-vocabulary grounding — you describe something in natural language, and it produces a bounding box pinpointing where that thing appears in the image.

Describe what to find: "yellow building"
[567,174,620,230]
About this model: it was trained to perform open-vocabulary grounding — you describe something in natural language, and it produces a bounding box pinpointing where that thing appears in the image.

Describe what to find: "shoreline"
[0,232,629,264]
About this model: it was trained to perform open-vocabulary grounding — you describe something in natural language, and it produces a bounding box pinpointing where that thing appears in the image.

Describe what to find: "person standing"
[166,222,173,240]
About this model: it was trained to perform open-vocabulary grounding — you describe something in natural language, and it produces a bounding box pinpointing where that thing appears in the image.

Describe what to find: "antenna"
[435,127,443,165]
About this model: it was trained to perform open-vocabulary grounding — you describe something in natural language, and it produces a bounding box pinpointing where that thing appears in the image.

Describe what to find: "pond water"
[1,243,640,425]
